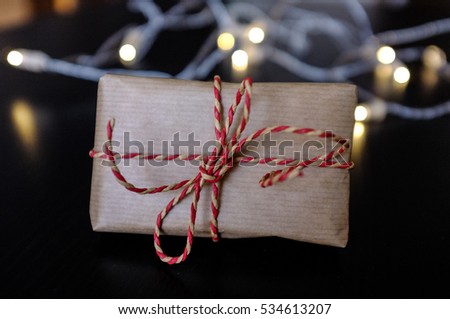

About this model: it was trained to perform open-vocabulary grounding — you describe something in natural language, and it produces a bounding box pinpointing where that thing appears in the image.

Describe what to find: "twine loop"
[90,75,354,264]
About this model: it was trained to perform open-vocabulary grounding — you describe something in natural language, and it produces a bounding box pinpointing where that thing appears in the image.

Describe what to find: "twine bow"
[90,76,353,264]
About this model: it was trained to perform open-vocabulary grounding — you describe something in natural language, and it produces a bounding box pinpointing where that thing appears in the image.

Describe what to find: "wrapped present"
[89,74,356,264]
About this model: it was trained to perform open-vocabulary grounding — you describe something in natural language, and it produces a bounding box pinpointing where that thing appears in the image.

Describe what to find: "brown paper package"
[90,74,356,248]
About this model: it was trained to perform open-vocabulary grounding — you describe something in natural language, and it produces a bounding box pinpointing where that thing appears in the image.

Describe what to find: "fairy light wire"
[5,0,450,121]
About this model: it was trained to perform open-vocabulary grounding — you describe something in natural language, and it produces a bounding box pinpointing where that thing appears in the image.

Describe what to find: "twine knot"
[90,75,354,264]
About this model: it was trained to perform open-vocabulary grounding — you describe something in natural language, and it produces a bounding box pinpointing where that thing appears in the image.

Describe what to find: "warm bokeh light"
[119,44,137,62]
[374,64,394,79]
[217,32,235,51]
[0,0,32,30]
[353,122,365,139]
[351,122,366,162]
[376,46,396,64]
[422,45,447,70]
[7,50,24,66]
[421,68,439,90]
[393,66,410,84]
[53,0,78,15]
[232,49,248,71]
[248,27,265,44]
[354,105,368,121]
[11,100,37,151]
[373,64,394,96]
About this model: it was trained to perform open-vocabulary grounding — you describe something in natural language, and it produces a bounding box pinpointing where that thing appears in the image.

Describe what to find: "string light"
[376,46,396,64]
[6,49,49,72]
[217,32,235,51]
[248,27,265,44]
[231,49,248,71]
[7,50,24,67]
[355,99,387,122]
[119,44,137,62]
[4,0,450,121]
[354,105,368,121]
[393,66,410,84]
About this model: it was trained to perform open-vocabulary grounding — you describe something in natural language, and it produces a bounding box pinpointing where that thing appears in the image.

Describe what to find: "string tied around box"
[89,75,354,264]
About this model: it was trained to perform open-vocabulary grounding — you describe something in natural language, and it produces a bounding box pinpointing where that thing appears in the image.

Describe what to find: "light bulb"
[376,46,396,65]
[7,50,24,66]
[393,66,410,84]
[248,27,265,44]
[354,105,368,122]
[119,44,137,62]
[232,50,248,71]
[217,32,235,51]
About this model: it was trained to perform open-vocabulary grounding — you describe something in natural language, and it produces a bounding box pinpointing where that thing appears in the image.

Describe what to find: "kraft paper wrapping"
[90,74,356,248]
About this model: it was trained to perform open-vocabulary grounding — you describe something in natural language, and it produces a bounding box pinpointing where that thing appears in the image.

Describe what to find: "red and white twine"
[90,76,354,265]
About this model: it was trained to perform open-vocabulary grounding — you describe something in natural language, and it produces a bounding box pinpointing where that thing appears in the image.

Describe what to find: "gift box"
[89,74,356,263]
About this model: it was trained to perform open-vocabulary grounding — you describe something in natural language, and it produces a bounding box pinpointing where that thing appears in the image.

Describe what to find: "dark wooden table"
[1,1,450,298]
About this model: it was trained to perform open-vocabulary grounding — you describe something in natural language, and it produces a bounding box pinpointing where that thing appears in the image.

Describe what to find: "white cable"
[344,0,374,41]
[187,49,226,79]
[227,2,310,56]
[48,58,172,80]
[377,17,450,45]
[265,45,378,81]
[205,0,234,29]
[9,48,172,81]
[387,101,450,120]
[122,3,165,63]
[163,8,215,30]
[278,4,362,46]
[176,31,223,79]
[127,0,162,19]
[358,86,450,120]
[77,25,133,67]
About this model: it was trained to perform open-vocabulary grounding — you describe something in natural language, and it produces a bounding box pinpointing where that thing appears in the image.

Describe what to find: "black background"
[1,1,450,298]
